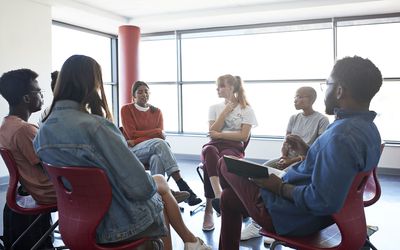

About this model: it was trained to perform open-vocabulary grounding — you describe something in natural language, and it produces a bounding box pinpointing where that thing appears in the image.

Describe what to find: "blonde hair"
[43,55,113,122]
[217,74,249,108]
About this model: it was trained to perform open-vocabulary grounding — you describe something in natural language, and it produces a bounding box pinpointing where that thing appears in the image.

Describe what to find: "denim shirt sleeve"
[291,134,359,215]
[90,118,157,201]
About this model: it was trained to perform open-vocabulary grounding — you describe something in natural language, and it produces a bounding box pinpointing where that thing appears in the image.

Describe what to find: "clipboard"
[223,155,285,178]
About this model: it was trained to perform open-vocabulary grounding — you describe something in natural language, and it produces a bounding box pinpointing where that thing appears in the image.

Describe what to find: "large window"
[181,24,332,81]
[139,14,400,142]
[139,35,179,132]
[51,22,118,121]
[337,17,400,141]
[139,35,177,82]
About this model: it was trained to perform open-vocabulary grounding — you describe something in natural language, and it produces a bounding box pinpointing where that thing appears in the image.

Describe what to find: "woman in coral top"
[121,81,202,206]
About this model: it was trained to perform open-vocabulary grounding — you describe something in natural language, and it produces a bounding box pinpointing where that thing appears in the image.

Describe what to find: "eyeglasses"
[30,90,44,97]
[320,81,335,92]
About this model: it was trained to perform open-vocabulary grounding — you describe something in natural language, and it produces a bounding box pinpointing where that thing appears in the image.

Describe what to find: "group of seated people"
[0,54,383,250]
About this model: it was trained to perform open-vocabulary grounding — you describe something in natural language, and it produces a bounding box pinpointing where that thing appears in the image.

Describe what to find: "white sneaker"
[263,236,275,245]
[184,237,211,250]
[240,220,262,241]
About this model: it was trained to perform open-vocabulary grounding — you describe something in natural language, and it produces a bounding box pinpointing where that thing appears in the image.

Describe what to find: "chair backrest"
[0,147,56,214]
[43,163,113,249]
[260,169,372,250]
[331,170,370,250]
[363,143,385,207]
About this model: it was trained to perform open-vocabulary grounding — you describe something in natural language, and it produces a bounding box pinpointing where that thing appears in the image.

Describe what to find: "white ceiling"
[32,0,400,34]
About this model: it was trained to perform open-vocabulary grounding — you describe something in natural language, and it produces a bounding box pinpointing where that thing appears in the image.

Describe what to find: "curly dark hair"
[0,69,38,106]
[331,56,382,103]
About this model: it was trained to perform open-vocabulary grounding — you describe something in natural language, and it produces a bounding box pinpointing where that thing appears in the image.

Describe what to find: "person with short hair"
[0,68,56,249]
[218,56,383,250]
[241,86,329,242]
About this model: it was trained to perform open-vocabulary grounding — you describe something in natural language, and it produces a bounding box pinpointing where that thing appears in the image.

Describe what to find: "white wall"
[0,0,52,178]
[166,135,400,171]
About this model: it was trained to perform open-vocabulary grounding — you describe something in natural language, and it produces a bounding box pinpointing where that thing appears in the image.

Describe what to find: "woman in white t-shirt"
[200,74,257,231]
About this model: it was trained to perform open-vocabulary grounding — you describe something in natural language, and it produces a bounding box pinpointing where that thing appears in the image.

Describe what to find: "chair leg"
[11,213,45,250]
[190,164,206,216]
[31,220,59,250]
[196,166,204,183]
[364,239,378,250]
[190,202,205,216]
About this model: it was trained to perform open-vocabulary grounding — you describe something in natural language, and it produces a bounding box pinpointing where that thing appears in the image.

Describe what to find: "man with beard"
[217,56,383,250]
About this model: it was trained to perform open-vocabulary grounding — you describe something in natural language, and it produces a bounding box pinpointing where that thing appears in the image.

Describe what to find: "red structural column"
[118,25,140,107]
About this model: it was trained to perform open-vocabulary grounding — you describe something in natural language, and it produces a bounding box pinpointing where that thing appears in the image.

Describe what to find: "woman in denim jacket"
[33,55,210,250]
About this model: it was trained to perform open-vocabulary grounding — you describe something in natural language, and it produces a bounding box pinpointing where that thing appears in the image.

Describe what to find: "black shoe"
[187,193,202,206]
[211,198,221,215]
[176,178,202,206]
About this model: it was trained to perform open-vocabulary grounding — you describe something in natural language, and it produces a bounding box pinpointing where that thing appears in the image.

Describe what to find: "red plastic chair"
[362,143,385,250]
[259,169,372,250]
[0,147,58,250]
[43,163,163,250]
[363,143,385,207]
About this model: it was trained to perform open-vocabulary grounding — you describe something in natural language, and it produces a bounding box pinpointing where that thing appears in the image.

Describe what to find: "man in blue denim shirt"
[218,56,383,250]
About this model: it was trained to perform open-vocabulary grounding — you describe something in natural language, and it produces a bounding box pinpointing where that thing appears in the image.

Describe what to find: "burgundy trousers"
[201,139,244,199]
[218,161,275,250]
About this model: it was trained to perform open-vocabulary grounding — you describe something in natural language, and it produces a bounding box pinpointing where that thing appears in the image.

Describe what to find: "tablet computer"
[223,155,285,178]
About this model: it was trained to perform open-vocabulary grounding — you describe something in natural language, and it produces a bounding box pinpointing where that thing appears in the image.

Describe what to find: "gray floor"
[1,159,400,249]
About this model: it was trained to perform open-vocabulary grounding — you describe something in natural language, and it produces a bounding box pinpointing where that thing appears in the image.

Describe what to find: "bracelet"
[278,182,285,197]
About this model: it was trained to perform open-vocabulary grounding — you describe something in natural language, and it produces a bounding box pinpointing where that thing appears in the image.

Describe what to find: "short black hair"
[51,71,59,92]
[331,56,382,103]
[0,69,38,106]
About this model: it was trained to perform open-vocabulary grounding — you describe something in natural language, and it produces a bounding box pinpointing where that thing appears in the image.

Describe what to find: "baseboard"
[377,167,400,176]
[0,176,9,188]
[174,154,201,162]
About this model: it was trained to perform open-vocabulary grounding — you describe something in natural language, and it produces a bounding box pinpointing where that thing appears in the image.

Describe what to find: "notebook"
[223,155,285,178]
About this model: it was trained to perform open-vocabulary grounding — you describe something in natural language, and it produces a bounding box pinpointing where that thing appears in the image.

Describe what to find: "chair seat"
[260,224,342,249]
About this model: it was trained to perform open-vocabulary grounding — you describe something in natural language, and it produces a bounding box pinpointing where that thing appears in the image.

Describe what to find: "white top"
[134,103,150,112]
[208,102,258,132]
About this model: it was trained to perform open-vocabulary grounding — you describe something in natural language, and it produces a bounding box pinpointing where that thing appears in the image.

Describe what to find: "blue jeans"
[130,138,180,176]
